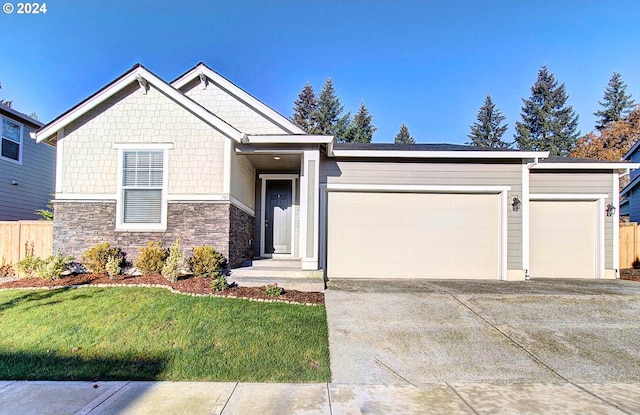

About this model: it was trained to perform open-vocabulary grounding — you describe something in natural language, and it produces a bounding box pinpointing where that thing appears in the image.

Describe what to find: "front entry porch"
[236,141,321,271]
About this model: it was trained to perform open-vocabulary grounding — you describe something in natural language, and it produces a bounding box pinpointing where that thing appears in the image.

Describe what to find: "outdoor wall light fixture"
[273,156,281,160]
[512,196,521,212]
[606,204,616,217]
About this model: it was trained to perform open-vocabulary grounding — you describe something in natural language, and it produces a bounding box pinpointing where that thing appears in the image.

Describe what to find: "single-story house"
[34,63,636,280]
[0,104,55,220]
[619,140,640,221]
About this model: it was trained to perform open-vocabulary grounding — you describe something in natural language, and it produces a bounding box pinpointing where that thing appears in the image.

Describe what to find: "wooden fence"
[620,222,640,269]
[0,221,53,266]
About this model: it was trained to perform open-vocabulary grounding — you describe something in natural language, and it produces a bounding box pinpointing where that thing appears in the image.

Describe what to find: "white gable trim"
[329,149,549,159]
[35,65,244,144]
[530,162,639,170]
[244,134,334,144]
[172,63,307,135]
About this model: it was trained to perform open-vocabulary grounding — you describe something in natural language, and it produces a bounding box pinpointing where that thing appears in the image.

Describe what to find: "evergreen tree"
[394,123,415,144]
[594,72,635,130]
[0,83,12,108]
[344,102,376,143]
[315,78,350,140]
[514,66,580,156]
[466,94,509,148]
[291,83,318,133]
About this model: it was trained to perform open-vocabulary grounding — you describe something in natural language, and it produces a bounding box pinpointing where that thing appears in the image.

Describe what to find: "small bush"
[37,252,74,281]
[16,254,43,278]
[265,283,283,297]
[82,243,124,274]
[0,257,15,278]
[189,246,226,277]
[17,252,73,281]
[210,275,230,291]
[162,238,185,283]
[135,241,167,275]
[105,255,121,279]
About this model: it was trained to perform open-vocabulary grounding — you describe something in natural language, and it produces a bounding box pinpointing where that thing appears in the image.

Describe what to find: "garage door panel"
[530,200,597,278]
[327,192,500,279]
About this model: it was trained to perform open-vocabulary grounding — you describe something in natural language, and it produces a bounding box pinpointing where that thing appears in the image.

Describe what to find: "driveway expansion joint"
[447,293,636,414]
[373,356,414,385]
[445,382,480,415]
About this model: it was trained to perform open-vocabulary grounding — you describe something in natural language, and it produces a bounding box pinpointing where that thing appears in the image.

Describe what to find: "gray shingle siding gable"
[0,114,56,220]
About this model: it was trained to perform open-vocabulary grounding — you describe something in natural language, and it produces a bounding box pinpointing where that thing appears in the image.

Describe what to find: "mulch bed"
[620,268,640,282]
[0,273,324,305]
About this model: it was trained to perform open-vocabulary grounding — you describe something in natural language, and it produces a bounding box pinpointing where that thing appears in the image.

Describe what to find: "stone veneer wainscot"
[53,201,254,268]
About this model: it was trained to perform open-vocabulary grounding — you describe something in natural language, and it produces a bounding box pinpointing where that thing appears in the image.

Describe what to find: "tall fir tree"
[466,94,509,148]
[514,66,580,156]
[315,78,350,141]
[291,83,318,133]
[594,72,635,130]
[394,123,415,144]
[344,102,376,143]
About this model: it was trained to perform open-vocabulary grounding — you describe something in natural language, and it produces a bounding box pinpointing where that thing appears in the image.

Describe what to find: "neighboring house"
[0,105,55,221]
[619,141,640,221]
[34,63,635,279]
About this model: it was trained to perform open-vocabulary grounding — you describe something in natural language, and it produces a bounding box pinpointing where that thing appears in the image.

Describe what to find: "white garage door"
[327,192,501,279]
[530,200,597,278]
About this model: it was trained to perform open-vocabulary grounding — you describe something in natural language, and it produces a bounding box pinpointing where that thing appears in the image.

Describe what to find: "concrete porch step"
[245,258,305,269]
[231,267,323,279]
[230,258,325,292]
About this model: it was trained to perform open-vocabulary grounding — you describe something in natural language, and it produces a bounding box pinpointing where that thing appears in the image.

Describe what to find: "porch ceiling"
[243,153,301,171]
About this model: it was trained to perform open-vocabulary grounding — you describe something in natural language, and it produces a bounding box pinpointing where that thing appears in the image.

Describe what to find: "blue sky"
[1,0,639,144]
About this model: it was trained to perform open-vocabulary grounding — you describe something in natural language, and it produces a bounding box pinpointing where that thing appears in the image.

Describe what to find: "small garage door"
[327,192,501,279]
[530,200,597,278]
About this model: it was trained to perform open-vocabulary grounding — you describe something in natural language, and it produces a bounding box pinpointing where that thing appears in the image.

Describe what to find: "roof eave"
[244,134,334,144]
[0,104,44,128]
[623,140,640,160]
[327,149,550,159]
[530,162,640,170]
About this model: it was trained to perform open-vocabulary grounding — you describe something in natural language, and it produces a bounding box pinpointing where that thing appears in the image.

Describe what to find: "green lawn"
[0,287,329,382]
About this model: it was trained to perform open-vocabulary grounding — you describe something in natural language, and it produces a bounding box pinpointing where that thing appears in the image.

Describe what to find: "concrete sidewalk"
[1,380,640,415]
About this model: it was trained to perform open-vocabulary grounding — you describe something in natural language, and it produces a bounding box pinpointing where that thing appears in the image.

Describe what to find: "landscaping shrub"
[17,252,73,281]
[16,254,43,278]
[82,243,124,274]
[265,283,283,297]
[37,252,74,281]
[0,260,15,278]
[210,275,230,291]
[135,242,167,275]
[162,238,185,283]
[189,246,226,277]
[105,255,121,279]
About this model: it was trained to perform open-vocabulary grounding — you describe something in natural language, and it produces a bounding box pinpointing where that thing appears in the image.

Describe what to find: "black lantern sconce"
[512,196,521,212]
[606,203,616,217]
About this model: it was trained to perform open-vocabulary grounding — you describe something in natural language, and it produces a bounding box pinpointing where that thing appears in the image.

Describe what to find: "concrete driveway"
[325,279,640,385]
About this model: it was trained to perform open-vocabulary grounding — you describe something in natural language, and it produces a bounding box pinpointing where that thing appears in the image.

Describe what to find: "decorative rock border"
[0,283,321,306]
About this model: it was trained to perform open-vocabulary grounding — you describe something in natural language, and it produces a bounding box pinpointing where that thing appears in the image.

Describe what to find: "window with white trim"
[1,116,22,163]
[122,150,164,224]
